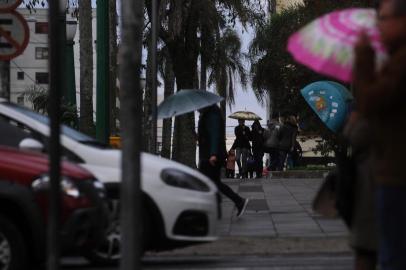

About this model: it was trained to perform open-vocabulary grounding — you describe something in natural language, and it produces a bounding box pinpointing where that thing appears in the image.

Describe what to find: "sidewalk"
[220,176,346,238]
[149,176,350,257]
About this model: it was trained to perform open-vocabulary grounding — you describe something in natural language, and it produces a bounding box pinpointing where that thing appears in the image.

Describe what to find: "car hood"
[84,149,213,186]
[0,146,93,185]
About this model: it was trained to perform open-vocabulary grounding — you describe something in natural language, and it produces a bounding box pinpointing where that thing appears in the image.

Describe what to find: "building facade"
[9,9,97,109]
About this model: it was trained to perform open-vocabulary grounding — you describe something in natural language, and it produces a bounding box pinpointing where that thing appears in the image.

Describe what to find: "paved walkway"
[148,176,350,257]
[220,176,347,238]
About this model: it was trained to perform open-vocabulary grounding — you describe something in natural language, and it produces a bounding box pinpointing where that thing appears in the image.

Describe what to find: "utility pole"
[120,0,144,270]
[151,0,158,154]
[96,0,110,143]
[48,0,66,269]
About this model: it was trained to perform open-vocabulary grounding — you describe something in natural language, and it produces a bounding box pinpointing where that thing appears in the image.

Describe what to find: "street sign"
[0,0,22,12]
[0,11,29,61]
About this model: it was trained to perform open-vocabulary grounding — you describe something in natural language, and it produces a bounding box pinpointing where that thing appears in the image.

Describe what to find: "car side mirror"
[19,138,44,152]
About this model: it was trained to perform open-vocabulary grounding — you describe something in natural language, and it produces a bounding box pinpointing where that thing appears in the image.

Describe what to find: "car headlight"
[92,179,106,198]
[32,175,80,198]
[161,169,210,192]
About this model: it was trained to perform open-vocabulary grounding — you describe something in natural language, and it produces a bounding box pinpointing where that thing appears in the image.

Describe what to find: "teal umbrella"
[301,81,353,133]
[157,89,224,119]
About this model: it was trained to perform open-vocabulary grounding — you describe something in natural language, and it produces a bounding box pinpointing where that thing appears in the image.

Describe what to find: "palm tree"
[145,0,263,166]
[160,49,175,159]
[78,0,95,136]
[207,28,248,121]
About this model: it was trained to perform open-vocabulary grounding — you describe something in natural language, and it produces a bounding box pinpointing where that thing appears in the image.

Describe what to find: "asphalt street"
[62,253,353,270]
[61,177,351,269]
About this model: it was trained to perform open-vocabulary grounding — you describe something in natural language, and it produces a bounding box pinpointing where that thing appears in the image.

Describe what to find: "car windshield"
[4,103,108,148]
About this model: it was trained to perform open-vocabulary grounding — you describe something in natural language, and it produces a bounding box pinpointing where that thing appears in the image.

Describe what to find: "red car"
[0,146,108,269]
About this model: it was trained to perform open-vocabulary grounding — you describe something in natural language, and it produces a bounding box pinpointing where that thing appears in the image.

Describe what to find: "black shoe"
[237,198,249,218]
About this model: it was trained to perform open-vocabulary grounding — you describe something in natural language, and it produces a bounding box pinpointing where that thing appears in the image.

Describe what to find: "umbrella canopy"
[301,81,353,133]
[287,8,387,82]
[157,89,223,119]
[229,111,262,121]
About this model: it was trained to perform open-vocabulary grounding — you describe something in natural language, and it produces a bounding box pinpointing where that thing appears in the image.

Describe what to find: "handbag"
[312,169,339,218]
[312,145,356,227]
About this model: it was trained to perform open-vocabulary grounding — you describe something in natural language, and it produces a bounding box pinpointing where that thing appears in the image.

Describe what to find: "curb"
[268,170,329,179]
[146,236,350,257]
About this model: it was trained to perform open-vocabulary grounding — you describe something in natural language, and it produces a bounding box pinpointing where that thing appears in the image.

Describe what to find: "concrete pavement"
[221,176,347,238]
[148,175,350,257]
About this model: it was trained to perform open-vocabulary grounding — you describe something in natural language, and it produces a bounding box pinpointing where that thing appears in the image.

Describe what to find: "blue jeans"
[377,186,406,270]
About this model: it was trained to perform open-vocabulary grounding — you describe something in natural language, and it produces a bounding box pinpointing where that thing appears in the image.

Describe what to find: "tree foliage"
[25,85,78,127]
[250,0,375,134]
[143,0,265,166]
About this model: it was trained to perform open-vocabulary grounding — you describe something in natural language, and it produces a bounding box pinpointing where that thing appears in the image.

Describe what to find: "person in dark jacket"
[263,116,281,171]
[277,116,298,171]
[251,120,265,178]
[233,119,251,178]
[198,105,249,218]
[354,0,406,268]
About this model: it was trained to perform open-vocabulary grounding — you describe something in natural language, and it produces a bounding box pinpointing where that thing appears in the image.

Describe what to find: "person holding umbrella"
[157,90,249,218]
[232,119,252,178]
[198,105,249,218]
[354,0,406,268]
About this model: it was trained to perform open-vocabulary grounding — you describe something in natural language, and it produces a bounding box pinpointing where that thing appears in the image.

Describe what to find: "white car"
[0,100,219,264]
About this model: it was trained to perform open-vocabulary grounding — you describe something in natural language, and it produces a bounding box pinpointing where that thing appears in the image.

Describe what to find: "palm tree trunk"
[161,57,175,159]
[269,0,276,14]
[171,49,197,168]
[200,56,207,90]
[79,0,94,136]
[143,35,153,152]
[109,0,118,135]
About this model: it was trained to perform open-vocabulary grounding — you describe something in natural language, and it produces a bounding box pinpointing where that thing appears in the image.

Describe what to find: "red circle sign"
[0,10,29,61]
[0,0,23,12]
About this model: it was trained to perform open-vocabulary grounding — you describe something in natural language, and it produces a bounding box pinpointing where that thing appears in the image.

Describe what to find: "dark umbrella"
[228,111,262,121]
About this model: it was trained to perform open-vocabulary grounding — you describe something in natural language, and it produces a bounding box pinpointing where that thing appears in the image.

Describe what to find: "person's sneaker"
[236,198,249,218]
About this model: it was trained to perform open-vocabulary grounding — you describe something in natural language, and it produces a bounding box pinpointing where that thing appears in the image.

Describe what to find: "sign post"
[0,2,29,100]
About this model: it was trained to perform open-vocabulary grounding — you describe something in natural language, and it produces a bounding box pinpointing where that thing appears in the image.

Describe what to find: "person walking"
[198,105,249,218]
[233,119,251,178]
[354,0,406,268]
[263,115,281,171]
[251,120,265,178]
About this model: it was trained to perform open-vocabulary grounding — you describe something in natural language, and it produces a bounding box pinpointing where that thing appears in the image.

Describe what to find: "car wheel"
[0,214,27,270]
[84,199,121,265]
[84,199,152,266]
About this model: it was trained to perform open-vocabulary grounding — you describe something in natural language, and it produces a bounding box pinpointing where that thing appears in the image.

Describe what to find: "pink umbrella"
[287,8,387,82]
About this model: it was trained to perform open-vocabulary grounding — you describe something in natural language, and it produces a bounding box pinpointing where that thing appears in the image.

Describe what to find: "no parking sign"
[0,10,29,61]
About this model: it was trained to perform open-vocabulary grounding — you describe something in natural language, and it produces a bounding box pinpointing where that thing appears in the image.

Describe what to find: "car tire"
[0,214,27,270]
[84,200,152,266]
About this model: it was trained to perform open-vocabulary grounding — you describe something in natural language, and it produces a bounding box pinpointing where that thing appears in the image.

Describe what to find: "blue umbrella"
[301,81,353,132]
[158,89,224,119]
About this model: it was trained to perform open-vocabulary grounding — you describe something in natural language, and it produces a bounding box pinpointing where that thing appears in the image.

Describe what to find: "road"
[62,253,353,270]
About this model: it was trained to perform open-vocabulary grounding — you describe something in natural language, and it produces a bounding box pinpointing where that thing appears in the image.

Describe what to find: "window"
[35,47,48,59]
[35,72,49,84]
[17,72,24,80]
[35,22,48,34]
[17,96,24,105]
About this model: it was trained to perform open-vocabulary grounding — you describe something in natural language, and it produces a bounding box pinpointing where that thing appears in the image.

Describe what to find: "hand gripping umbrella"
[157,89,224,119]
